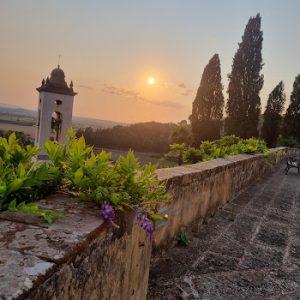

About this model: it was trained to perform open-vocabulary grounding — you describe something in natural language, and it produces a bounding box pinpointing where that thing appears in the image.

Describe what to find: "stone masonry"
[149,164,300,299]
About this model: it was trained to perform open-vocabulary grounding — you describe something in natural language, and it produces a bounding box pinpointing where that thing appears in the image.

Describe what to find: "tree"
[282,74,300,140]
[189,54,224,145]
[170,123,192,145]
[261,81,285,147]
[165,143,187,166]
[226,14,264,138]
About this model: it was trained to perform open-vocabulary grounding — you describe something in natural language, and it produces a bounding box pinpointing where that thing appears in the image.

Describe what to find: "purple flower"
[101,202,115,223]
[135,207,154,238]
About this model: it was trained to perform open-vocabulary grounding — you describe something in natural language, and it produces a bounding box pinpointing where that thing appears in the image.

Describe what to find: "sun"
[147,76,156,85]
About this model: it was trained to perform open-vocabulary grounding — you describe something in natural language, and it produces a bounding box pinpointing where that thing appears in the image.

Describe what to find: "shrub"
[238,138,268,155]
[45,131,170,220]
[164,143,187,165]
[278,136,300,149]
[0,133,60,210]
[168,135,269,165]
[183,147,203,164]
[0,132,170,232]
[214,135,242,147]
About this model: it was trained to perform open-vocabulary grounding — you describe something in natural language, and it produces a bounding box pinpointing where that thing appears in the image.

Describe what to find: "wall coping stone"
[156,147,287,181]
[0,194,107,299]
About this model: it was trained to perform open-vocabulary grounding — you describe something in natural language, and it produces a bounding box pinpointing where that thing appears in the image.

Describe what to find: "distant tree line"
[0,130,33,146]
[76,122,177,153]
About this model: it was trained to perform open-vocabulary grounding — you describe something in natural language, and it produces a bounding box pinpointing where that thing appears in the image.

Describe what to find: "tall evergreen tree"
[226,14,264,138]
[261,81,285,147]
[282,74,300,139]
[189,54,224,145]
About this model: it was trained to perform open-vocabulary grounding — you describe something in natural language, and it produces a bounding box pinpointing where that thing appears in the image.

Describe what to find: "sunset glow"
[0,1,299,124]
[147,77,156,85]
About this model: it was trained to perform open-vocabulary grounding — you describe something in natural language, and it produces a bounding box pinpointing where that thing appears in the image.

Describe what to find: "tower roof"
[37,65,77,96]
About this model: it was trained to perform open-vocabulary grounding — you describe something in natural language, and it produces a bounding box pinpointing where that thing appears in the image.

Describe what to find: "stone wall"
[0,147,298,299]
[154,147,299,249]
[0,196,151,300]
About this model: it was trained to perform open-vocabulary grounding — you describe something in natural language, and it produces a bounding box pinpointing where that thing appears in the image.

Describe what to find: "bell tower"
[35,65,77,150]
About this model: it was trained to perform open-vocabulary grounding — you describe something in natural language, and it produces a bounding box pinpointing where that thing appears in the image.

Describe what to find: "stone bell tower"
[35,65,77,149]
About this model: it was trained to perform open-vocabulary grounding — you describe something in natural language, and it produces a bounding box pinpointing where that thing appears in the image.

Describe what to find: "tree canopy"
[282,74,300,140]
[76,122,176,153]
[190,54,224,145]
[226,14,264,138]
[261,81,285,147]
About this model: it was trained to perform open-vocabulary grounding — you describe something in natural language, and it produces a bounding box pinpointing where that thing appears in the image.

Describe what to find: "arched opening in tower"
[51,111,62,142]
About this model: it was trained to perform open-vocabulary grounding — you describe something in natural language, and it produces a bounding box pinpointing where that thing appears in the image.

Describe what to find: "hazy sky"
[0,0,299,123]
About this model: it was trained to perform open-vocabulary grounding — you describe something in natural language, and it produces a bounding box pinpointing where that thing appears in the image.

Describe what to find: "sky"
[0,0,299,124]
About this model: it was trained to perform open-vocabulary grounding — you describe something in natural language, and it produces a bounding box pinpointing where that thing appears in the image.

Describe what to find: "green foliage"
[183,147,203,164]
[164,143,187,165]
[177,232,191,246]
[190,54,224,145]
[169,135,268,165]
[0,131,169,223]
[8,199,63,224]
[262,150,282,171]
[0,133,60,210]
[0,130,33,146]
[261,81,286,148]
[278,136,300,149]
[282,74,300,140]
[78,122,176,153]
[226,14,263,138]
[170,123,192,145]
[45,132,170,214]
[214,135,242,147]
[238,138,268,155]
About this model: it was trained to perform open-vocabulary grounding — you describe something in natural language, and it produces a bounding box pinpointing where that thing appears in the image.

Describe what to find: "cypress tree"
[226,14,264,138]
[282,74,300,139]
[261,81,285,147]
[189,54,224,145]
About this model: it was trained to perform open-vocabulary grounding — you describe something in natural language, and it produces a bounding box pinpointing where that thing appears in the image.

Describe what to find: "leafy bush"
[0,133,60,210]
[238,138,268,154]
[0,132,170,232]
[0,130,33,146]
[45,131,170,217]
[183,147,203,164]
[278,136,300,149]
[164,143,187,165]
[214,135,242,147]
[167,135,269,165]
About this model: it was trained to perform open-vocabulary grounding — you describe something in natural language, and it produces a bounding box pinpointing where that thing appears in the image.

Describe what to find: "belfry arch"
[51,111,62,142]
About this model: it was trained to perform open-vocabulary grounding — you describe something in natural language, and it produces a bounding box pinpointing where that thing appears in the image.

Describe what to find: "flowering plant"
[45,131,170,236]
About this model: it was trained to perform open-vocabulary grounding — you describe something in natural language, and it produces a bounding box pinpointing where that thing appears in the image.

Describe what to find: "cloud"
[158,81,193,97]
[180,89,193,96]
[78,84,94,90]
[177,83,186,89]
[101,83,184,109]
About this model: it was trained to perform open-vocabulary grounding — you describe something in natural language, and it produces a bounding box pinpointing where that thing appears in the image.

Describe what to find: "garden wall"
[154,147,299,249]
[0,147,298,299]
[0,197,151,300]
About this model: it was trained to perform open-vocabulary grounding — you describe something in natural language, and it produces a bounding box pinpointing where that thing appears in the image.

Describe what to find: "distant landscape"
[0,102,176,165]
[0,103,126,139]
